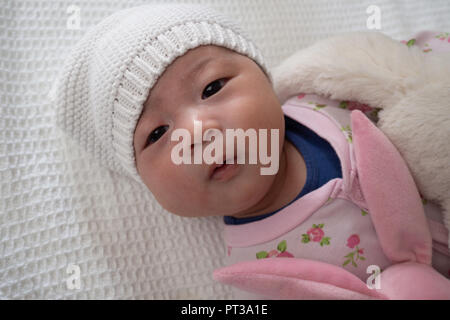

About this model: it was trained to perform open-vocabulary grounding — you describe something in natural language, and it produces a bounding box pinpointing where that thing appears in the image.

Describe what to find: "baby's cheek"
[151,170,195,207]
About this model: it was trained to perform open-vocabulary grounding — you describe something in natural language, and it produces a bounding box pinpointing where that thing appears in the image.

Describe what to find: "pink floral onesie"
[224,93,449,282]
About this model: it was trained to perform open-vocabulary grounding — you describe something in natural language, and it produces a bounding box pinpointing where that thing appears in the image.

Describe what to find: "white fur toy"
[271,31,450,248]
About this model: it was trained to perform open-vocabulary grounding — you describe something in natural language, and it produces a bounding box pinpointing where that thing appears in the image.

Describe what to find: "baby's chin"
[143,154,280,218]
[194,176,276,218]
[160,186,271,219]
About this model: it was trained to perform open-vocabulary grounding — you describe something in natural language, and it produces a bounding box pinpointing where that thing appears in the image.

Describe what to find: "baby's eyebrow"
[187,56,214,80]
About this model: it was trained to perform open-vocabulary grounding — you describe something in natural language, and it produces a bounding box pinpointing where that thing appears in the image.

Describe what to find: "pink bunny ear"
[378,262,450,299]
[213,258,450,300]
[213,258,387,300]
[351,110,432,265]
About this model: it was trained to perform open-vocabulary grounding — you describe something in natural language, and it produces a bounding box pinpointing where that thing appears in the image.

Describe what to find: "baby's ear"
[351,110,431,265]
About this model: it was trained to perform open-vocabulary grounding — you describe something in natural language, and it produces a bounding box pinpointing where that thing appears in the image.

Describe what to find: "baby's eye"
[146,125,169,147]
[201,78,227,100]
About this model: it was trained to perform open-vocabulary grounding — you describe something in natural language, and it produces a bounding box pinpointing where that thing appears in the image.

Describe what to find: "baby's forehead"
[146,46,238,100]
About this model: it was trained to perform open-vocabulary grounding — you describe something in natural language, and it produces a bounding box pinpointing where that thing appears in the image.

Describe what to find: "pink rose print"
[436,32,448,40]
[277,251,295,258]
[297,93,306,100]
[343,234,366,268]
[307,226,324,242]
[301,224,331,246]
[339,101,382,123]
[346,234,360,249]
[435,32,450,43]
[256,240,294,259]
[349,101,373,112]
[344,101,374,113]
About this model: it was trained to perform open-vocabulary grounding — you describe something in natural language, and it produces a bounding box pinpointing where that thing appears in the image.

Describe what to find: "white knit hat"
[54,3,271,185]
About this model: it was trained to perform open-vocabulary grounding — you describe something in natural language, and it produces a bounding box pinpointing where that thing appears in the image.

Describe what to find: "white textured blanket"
[1,0,450,299]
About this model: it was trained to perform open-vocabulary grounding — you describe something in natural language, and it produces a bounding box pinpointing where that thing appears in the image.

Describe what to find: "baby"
[133,44,293,219]
[54,3,450,298]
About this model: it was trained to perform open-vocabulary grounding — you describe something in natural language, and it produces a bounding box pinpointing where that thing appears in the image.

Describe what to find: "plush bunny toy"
[271,31,450,248]
[214,31,450,300]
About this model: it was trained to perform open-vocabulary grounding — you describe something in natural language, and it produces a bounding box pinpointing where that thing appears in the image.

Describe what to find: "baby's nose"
[182,118,222,142]
[183,118,224,163]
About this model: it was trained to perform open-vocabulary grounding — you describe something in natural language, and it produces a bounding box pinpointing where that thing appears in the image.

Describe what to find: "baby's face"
[133,45,285,217]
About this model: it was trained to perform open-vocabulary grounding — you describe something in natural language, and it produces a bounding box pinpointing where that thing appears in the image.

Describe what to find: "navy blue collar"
[224,115,342,225]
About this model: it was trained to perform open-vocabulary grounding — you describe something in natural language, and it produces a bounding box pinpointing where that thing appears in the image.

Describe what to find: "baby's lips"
[208,162,222,179]
[208,155,238,179]
[208,155,225,179]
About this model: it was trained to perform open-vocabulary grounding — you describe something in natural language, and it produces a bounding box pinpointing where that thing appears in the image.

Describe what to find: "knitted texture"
[53,3,270,184]
[1,0,450,300]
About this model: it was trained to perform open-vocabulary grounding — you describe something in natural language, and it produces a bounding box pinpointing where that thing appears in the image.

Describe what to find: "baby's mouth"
[209,156,238,180]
